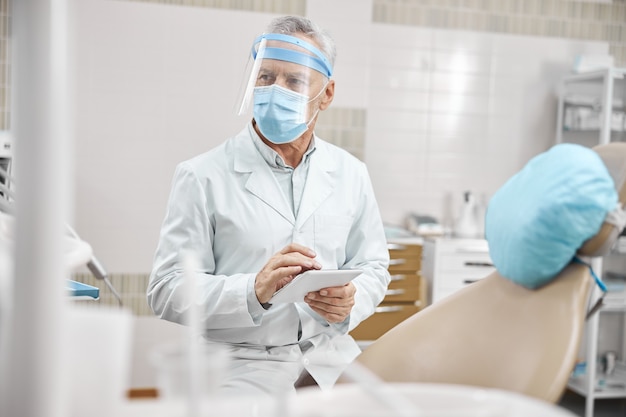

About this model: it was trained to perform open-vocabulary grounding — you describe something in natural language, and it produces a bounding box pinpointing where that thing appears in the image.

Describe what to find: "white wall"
[306,0,373,109]
[74,1,276,273]
[73,0,608,273]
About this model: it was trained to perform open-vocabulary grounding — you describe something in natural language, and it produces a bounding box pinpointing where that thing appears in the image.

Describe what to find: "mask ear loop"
[304,80,330,127]
[573,256,607,320]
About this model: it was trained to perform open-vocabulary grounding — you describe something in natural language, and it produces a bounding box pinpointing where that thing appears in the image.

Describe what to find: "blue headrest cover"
[485,143,618,288]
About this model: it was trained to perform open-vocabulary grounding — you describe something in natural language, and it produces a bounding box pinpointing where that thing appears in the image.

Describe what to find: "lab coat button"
[303,358,310,365]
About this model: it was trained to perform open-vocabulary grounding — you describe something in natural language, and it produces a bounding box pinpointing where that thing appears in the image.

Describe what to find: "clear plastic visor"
[236,34,332,116]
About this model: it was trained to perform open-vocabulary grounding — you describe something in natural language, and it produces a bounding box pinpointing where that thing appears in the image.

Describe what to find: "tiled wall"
[316,108,367,161]
[373,0,626,67]
[122,0,306,15]
[362,25,606,227]
[117,0,626,66]
[72,272,153,316]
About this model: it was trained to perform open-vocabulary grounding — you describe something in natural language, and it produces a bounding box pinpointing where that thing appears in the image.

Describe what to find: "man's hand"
[255,243,321,304]
[304,282,356,323]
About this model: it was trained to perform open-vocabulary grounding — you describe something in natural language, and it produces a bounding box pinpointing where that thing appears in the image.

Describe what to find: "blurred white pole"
[183,251,201,417]
[0,0,73,416]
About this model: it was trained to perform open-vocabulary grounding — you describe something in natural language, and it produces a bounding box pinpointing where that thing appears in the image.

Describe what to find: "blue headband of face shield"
[251,33,333,78]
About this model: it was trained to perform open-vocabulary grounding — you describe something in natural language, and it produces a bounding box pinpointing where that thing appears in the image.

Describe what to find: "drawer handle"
[390,274,407,282]
[375,306,404,313]
[464,261,494,267]
[463,279,479,284]
[387,243,407,251]
[389,259,407,266]
[385,289,406,296]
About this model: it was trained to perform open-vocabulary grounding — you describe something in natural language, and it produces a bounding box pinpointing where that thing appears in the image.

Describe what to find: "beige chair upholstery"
[345,142,626,404]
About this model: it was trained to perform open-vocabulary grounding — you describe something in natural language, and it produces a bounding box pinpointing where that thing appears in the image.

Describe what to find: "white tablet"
[268,269,362,304]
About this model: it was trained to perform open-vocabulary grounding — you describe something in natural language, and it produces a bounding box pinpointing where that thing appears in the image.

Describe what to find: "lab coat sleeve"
[299,161,389,342]
[147,162,265,329]
[342,163,391,332]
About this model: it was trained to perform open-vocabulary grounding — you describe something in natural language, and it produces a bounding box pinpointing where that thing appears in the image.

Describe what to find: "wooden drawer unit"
[350,241,426,341]
[388,244,421,273]
[349,304,420,341]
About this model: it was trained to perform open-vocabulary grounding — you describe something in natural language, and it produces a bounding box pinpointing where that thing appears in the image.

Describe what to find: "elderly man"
[147,15,390,396]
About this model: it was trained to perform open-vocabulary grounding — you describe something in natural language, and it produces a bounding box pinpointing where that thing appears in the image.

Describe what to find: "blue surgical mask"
[253,84,319,144]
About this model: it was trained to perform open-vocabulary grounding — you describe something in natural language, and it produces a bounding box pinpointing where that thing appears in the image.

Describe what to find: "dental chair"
[344,142,626,404]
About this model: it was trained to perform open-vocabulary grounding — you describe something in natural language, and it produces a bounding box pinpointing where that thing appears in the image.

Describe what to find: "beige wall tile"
[114,0,305,14]
[372,0,626,66]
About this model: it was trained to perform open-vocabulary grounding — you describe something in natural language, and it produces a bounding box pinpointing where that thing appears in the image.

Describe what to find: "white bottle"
[454,191,480,238]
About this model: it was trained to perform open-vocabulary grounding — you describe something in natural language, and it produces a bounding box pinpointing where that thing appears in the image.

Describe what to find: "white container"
[454,191,482,239]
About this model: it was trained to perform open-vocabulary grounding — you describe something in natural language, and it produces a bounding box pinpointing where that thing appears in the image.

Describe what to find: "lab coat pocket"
[314,214,353,266]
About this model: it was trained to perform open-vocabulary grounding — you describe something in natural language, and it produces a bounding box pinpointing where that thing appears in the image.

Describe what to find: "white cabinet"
[421,238,495,305]
[556,67,626,417]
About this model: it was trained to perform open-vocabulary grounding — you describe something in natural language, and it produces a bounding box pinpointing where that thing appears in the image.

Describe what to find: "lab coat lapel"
[296,142,335,229]
[245,170,295,225]
[234,130,295,225]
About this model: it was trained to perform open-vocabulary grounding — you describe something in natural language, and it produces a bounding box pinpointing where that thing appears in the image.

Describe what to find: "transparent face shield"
[236,33,333,118]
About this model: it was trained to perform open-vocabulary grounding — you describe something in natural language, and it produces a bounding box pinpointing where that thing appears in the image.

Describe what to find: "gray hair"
[266,15,337,73]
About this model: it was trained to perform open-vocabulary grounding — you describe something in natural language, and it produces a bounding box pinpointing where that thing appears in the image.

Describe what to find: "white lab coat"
[147,123,390,393]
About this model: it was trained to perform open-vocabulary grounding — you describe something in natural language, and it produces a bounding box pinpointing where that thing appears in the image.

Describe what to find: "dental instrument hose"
[0,167,123,306]
[66,224,123,307]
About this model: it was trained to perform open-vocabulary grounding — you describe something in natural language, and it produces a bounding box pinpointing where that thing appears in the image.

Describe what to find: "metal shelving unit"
[556,67,626,147]
[556,67,626,417]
